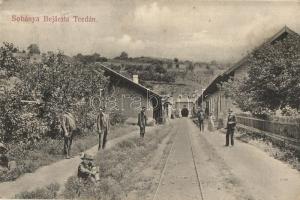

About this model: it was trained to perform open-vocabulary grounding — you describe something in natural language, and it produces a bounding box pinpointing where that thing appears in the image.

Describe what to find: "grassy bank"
[236,127,300,171]
[1,124,138,182]
[14,183,60,199]
[62,125,170,200]
[123,126,177,200]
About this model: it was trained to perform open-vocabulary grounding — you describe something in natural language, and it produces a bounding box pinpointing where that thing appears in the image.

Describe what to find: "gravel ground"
[148,118,300,200]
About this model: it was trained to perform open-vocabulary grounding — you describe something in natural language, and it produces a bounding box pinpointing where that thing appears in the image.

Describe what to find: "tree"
[210,60,217,66]
[155,65,167,74]
[0,43,41,142]
[27,44,40,54]
[187,63,194,71]
[0,43,109,142]
[119,51,128,60]
[34,53,109,134]
[221,34,300,116]
[246,34,300,111]
[0,42,22,77]
[74,53,107,64]
[163,71,176,83]
[174,58,179,68]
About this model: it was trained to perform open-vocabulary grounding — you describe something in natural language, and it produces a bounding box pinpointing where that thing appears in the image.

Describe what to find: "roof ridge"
[197,26,300,103]
[95,63,161,98]
[267,25,299,43]
[223,26,299,76]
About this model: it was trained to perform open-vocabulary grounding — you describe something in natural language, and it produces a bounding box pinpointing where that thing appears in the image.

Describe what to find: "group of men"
[60,107,110,159]
[59,106,109,183]
[59,106,148,182]
[196,107,237,146]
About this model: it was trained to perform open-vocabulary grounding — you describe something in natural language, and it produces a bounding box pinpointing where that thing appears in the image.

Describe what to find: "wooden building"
[96,64,163,123]
[197,26,300,127]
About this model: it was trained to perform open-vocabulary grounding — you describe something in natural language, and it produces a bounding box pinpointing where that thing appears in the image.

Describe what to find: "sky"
[0,0,300,62]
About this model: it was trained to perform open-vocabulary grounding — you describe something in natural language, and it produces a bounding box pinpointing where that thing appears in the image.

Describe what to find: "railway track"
[152,128,177,200]
[152,125,205,200]
[187,128,205,200]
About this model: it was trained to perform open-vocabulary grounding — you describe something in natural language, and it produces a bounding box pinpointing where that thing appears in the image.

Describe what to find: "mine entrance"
[181,108,189,117]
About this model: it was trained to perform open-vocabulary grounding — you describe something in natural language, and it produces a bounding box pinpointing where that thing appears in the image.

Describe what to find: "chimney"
[133,74,139,84]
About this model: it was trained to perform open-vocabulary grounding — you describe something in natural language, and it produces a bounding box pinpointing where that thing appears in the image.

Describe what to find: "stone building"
[174,95,195,117]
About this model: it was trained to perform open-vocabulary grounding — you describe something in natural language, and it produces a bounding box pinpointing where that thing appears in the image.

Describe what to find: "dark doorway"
[181,108,189,117]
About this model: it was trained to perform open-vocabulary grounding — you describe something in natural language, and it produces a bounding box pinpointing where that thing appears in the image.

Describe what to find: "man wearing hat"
[225,109,237,146]
[78,153,99,182]
[137,106,147,138]
[96,106,110,150]
[60,109,76,159]
[197,107,205,132]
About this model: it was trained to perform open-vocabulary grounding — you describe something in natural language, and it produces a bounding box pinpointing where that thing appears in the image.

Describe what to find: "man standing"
[60,110,76,159]
[197,108,205,132]
[225,109,237,146]
[138,106,147,138]
[96,107,110,150]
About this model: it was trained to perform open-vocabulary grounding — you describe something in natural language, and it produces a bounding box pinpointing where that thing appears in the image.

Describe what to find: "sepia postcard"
[0,0,299,199]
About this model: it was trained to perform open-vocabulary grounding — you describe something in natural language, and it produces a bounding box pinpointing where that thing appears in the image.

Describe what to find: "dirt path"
[4,119,300,199]
[0,126,158,198]
[151,118,300,200]
[189,119,300,200]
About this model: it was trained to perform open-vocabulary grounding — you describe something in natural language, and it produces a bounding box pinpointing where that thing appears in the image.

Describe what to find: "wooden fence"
[236,115,300,149]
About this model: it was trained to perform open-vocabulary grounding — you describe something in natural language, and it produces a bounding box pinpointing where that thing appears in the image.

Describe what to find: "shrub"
[63,176,82,199]
[0,133,98,182]
[14,183,60,199]
[64,176,124,200]
[110,112,127,126]
[63,125,169,199]
[117,139,136,149]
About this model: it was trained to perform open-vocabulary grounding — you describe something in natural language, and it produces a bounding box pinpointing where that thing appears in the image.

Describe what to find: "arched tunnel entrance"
[181,108,189,117]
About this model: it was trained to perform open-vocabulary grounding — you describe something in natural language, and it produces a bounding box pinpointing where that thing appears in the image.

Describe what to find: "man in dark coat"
[96,107,110,150]
[197,108,205,132]
[60,111,76,159]
[225,109,237,146]
[138,107,147,138]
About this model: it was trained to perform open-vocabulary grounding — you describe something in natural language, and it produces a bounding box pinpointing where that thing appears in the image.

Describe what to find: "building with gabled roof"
[95,63,163,123]
[196,26,300,126]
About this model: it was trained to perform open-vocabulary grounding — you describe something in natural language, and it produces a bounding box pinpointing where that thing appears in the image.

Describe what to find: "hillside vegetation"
[102,55,230,96]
